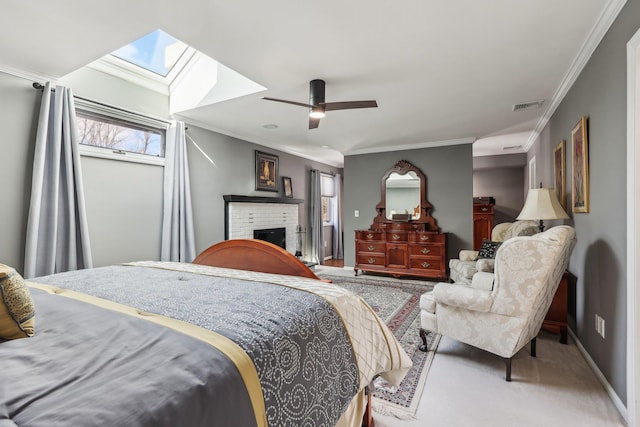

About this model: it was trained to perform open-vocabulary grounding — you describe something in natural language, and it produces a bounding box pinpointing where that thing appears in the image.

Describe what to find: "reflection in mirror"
[385,171,421,220]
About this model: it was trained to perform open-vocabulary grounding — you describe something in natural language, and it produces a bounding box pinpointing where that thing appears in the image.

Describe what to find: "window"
[77,113,164,157]
[74,98,169,165]
[321,174,335,224]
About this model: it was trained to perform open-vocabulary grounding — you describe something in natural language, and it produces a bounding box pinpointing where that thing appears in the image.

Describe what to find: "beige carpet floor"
[315,265,627,427]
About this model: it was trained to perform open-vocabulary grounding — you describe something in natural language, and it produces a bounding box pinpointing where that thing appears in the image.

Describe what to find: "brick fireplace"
[224,195,303,255]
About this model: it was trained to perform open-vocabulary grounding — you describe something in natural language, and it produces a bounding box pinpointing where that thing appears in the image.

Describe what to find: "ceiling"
[0,0,623,167]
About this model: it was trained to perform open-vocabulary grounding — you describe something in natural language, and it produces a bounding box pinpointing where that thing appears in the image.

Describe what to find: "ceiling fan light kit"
[262,79,377,129]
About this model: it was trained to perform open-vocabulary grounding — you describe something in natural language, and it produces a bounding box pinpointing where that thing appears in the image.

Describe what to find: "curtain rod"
[32,82,171,126]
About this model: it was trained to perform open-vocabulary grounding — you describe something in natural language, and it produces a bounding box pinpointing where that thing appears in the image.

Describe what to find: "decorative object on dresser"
[354,160,447,280]
[473,196,495,251]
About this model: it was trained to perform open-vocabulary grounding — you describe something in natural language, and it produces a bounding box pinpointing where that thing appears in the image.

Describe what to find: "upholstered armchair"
[449,220,539,284]
[419,226,576,381]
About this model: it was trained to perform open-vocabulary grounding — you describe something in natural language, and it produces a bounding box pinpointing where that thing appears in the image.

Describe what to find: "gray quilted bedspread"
[26,264,360,427]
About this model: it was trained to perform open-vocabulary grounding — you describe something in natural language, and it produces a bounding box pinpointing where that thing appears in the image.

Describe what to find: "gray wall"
[184,125,341,256]
[473,165,525,224]
[527,0,640,403]
[343,144,473,268]
[0,73,40,271]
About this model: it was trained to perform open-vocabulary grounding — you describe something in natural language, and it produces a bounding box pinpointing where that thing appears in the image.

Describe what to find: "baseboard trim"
[568,328,628,423]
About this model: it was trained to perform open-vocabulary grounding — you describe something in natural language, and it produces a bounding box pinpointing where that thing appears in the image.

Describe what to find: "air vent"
[503,145,522,150]
[512,100,544,112]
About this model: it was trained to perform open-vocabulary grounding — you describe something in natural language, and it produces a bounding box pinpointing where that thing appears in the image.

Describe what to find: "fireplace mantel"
[223,195,304,204]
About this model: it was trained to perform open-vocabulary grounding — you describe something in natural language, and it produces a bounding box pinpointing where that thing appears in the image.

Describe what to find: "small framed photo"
[571,116,589,213]
[554,140,566,209]
[282,176,293,198]
[255,150,278,192]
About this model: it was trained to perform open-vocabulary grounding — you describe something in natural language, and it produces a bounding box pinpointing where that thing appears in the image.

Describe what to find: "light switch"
[354,210,359,217]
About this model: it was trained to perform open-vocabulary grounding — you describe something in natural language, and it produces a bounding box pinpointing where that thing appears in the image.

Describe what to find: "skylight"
[111,30,188,77]
[85,29,266,112]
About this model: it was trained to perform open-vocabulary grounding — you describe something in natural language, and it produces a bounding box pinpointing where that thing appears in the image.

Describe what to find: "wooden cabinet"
[355,224,447,280]
[542,272,569,344]
[473,197,495,250]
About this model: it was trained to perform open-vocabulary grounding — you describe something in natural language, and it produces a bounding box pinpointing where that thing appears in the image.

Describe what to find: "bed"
[0,239,411,427]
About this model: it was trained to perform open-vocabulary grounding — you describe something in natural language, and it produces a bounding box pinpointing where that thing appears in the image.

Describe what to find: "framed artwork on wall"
[282,176,293,198]
[255,150,279,192]
[571,116,589,213]
[554,140,566,209]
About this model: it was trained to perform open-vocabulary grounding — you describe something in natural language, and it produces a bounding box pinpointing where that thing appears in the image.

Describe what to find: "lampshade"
[517,188,569,222]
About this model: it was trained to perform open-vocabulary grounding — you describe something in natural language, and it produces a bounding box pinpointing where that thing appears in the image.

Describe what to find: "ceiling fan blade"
[262,97,313,109]
[309,116,321,129]
[323,100,378,111]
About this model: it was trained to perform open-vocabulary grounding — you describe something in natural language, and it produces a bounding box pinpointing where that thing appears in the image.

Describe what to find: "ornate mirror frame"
[372,159,439,231]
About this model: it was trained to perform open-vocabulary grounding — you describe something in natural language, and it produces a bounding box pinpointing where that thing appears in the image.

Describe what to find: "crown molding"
[0,64,58,85]
[524,0,628,151]
[343,137,475,157]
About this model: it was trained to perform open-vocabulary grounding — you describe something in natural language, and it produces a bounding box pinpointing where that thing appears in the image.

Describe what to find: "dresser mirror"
[385,171,421,220]
[373,160,438,231]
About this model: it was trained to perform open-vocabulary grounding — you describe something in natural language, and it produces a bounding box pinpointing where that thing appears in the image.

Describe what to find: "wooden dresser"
[355,223,447,279]
[473,197,495,250]
[354,159,448,280]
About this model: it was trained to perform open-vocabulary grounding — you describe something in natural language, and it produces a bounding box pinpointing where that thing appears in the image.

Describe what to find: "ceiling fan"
[262,79,378,129]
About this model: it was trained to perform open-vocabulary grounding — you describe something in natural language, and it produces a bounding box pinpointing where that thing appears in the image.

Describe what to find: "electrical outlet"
[324,241,327,248]
[354,210,360,218]
[601,317,606,339]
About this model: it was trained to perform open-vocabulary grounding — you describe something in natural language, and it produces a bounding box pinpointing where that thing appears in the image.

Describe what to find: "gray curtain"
[309,169,323,265]
[24,83,92,279]
[332,173,344,260]
[161,121,196,262]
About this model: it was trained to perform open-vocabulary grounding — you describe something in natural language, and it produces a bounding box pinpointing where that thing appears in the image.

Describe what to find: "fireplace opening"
[253,227,286,250]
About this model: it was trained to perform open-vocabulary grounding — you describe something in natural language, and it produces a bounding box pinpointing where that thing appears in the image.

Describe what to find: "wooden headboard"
[193,239,322,281]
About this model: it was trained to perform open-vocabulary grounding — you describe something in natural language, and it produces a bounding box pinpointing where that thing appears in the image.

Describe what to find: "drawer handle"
[421,248,431,254]
[368,245,375,251]
[481,207,488,212]
[392,234,400,240]
[366,233,374,239]
[368,258,376,264]
[421,262,431,268]
[421,235,430,241]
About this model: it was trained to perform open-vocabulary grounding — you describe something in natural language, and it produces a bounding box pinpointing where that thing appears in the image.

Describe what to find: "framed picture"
[255,151,279,192]
[571,116,589,213]
[554,140,566,209]
[282,176,293,198]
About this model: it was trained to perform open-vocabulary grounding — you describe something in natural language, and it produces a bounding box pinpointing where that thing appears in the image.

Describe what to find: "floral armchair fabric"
[448,220,539,284]
[420,226,576,380]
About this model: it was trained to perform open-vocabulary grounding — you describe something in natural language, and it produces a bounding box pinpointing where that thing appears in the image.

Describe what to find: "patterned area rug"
[317,273,440,420]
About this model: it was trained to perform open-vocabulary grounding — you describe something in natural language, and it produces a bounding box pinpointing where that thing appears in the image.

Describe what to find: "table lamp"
[517,187,569,233]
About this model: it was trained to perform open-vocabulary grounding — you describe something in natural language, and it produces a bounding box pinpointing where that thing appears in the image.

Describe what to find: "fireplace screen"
[253,227,286,250]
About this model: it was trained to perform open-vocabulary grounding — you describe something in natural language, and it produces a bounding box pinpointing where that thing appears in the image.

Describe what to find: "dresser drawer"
[386,222,425,232]
[410,232,445,244]
[386,232,408,242]
[409,244,443,257]
[357,254,385,267]
[356,242,385,253]
[409,257,443,271]
[355,230,385,241]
